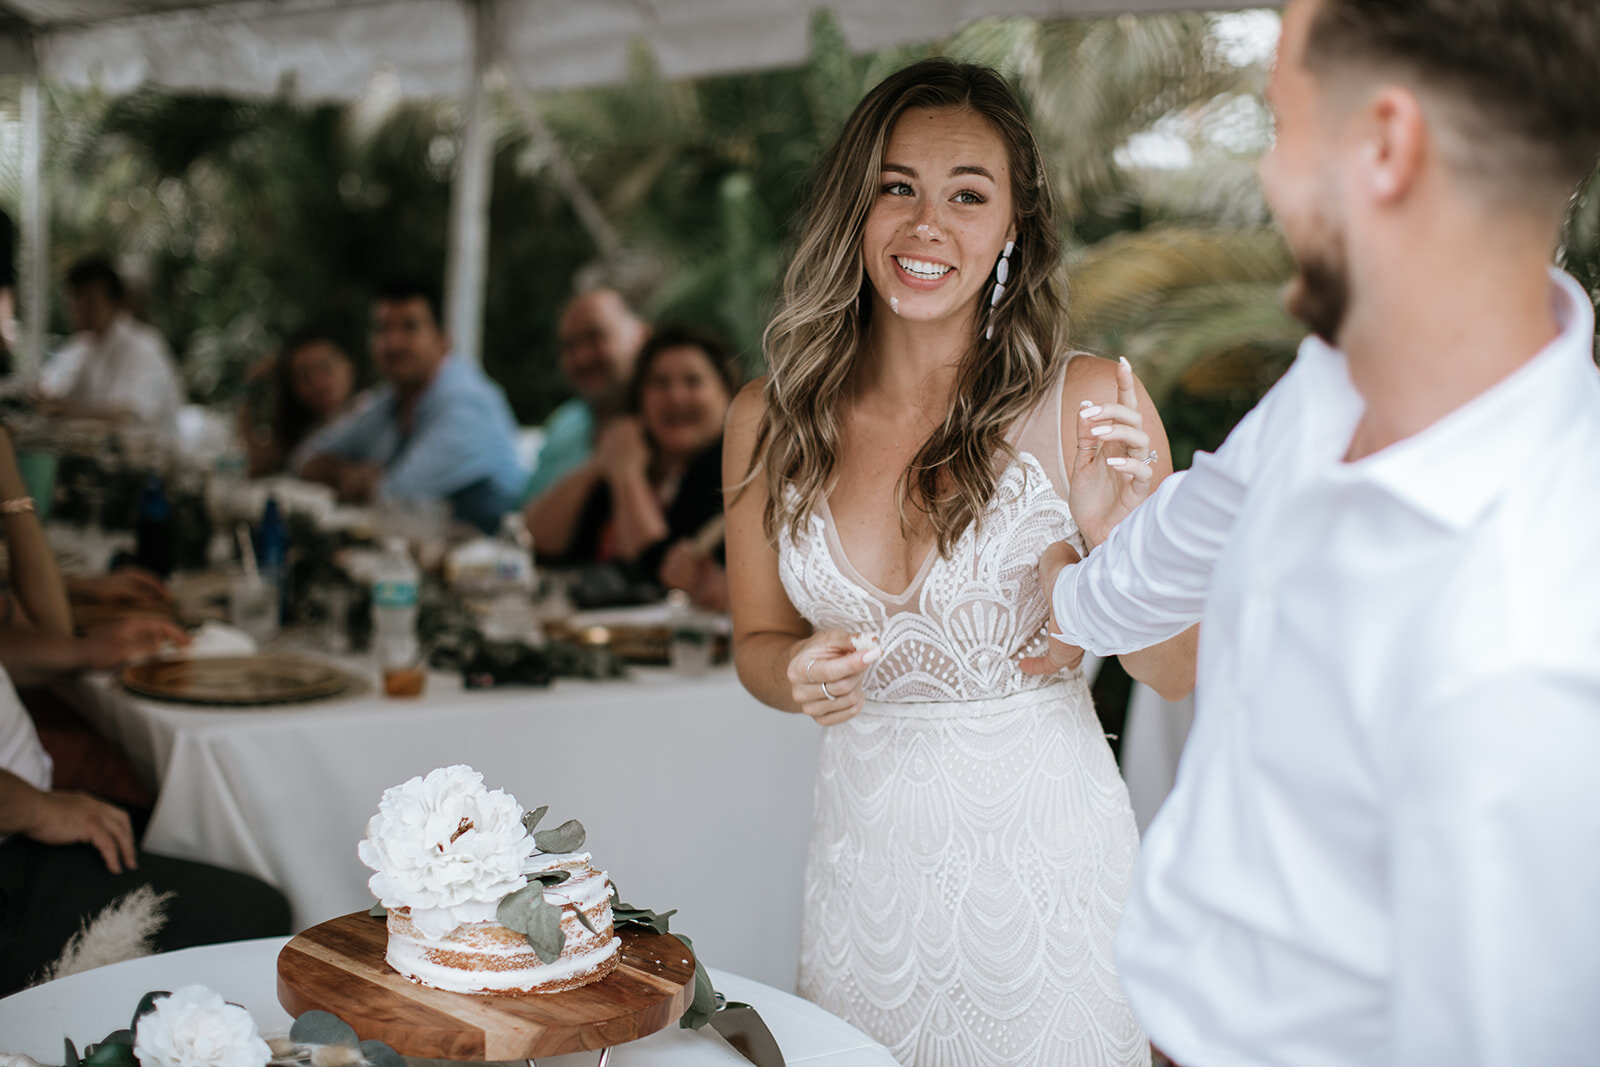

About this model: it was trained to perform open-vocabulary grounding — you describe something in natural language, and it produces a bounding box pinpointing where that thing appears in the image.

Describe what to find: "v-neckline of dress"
[816,493,940,604]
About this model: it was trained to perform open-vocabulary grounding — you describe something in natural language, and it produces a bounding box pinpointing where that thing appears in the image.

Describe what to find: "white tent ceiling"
[2,0,1272,99]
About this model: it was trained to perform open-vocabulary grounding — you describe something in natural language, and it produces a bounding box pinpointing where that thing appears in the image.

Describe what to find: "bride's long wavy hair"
[748,58,1068,554]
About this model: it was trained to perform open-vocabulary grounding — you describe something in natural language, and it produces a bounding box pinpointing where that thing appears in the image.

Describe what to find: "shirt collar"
[1313,269,1597,530]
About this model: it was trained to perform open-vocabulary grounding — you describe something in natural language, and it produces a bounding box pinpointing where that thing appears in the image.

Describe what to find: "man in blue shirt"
[297,278,524,532]
[521,288,648,501]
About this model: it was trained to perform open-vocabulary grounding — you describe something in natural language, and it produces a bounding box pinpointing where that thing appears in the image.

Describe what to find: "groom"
[1046,0,1600,1063]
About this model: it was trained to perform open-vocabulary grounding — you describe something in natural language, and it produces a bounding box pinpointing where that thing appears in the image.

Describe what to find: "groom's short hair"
[1304,0,1600,202]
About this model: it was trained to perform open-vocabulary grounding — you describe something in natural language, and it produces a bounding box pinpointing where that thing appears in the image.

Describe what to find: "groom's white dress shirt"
[1054,270,1600,1066]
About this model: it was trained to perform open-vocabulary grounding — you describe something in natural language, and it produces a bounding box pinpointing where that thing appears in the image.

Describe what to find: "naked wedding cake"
[357,765,622,995]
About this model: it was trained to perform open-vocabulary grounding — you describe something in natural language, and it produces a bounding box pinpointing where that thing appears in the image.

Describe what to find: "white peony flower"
[356,764,533,938]
[132,986,271,1067]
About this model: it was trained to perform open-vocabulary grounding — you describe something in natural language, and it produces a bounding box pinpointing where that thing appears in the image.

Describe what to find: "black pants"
[0,835,291,995]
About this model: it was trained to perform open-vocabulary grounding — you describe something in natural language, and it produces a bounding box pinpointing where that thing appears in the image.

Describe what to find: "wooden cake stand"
[277,912,696,1063]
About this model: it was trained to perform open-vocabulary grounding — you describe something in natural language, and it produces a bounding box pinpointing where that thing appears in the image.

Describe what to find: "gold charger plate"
[120,654,358,706]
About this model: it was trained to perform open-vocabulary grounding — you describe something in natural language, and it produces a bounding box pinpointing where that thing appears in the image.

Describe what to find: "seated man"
[296,278,524,533]
[522,289,648,501]
[0,426,289,994]
[37,258,183,438]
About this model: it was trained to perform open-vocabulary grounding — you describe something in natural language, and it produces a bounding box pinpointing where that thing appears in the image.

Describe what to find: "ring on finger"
[1142,450,1158,467]
[821,680,835,700]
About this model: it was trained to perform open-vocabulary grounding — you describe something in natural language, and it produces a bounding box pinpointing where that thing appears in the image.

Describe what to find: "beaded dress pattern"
[779,372,1147,1067]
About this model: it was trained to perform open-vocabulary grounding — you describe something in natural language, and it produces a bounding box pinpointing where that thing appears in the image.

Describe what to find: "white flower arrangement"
[131,987,271,1067]
[356,765,534,939]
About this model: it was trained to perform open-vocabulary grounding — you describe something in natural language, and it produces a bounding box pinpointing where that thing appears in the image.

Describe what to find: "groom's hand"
[1019,540,1085,676]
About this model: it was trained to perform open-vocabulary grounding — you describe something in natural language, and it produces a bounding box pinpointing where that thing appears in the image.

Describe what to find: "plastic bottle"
[256,495,290,619]
[134,473,174,578]
[372,537,423,696]
[482,514,538,644]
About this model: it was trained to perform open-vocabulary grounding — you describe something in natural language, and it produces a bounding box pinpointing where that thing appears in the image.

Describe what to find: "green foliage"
[289,1010,359,1047]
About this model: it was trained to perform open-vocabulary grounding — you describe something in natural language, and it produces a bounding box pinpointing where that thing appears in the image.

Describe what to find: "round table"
[0,938,898,1066]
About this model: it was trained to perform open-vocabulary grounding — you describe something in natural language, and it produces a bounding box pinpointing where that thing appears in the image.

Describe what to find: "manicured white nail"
[1106,457,1128,468]
[862,648,881,664]
[1080,399,1093,408]
[1091,425,1112,436]
[1079,405,1102,419]
[1119,356,1131,371]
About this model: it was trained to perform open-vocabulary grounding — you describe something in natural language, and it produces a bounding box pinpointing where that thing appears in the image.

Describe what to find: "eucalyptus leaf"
[613,903,676,935]
[98,1032,135,1048]
[532,818,586,854]
[522,805,549,834]
[532,870,570,886]
[496,884,566,963]
[358,1040,406,1067]
[368,901,387,919]
[64,1039,79,1067]
[573,907,597,935]
[83,1041,137,1067]
[289,1010,360,1047]
[131,991,169,1031]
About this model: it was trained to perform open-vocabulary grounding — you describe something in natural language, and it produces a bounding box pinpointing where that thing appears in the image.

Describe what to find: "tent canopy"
[2,0,1270,99]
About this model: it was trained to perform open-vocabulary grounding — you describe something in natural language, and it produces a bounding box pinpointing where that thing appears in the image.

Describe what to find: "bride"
[724,59,1195,1065]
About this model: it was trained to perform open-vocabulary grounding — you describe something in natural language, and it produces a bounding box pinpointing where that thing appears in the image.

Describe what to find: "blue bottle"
[256,496,290,617]
[134,473,174,578]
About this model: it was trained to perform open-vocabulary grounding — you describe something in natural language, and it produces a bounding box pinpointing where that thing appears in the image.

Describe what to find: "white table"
[62,666,822,991]
[0,937,898,1066]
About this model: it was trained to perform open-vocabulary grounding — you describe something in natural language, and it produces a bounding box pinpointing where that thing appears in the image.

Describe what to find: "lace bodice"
[777,380,1085,703]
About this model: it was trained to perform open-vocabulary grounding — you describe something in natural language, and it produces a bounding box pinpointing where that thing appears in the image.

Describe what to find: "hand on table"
[660,541,729,613]
[1069,357,1159,548]
[1019,540,1086,676]
[786,630,881,726]
[22,790,138,873]
[69,567,171,606]
[81,617,190,670]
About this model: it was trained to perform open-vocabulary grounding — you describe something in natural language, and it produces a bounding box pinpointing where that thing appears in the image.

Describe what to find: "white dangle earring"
[985,240,1014,340]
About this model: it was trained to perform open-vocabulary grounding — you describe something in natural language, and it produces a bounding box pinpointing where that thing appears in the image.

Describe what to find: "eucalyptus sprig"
[495,807,591,960]
[609,884,717,1031]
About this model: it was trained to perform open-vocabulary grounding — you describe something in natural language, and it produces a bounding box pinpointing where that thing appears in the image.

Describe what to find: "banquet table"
[61,664,822,991]
[0,937,899,1066]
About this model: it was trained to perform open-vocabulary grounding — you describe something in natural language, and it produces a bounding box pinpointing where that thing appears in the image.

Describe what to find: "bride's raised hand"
[785,629,881,726]
[1069,356,1158,548]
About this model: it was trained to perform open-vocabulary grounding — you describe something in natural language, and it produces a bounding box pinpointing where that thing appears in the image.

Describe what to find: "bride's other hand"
[786,630,881,726]
[1019,540,1085,675]
[1069,356,1161,548]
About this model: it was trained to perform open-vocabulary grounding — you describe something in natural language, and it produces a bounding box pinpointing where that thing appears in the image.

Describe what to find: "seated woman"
[240,330,360,476]
[524,326,736,610]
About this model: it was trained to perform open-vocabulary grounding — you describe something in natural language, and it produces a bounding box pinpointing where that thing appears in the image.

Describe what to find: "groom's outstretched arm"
[1051,357,1297,657]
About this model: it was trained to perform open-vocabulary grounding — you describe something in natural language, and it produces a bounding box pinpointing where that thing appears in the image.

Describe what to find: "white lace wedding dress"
[779,376,1148,1067]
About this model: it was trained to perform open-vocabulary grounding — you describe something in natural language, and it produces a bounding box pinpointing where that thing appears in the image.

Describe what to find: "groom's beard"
[1285,233,1351,347]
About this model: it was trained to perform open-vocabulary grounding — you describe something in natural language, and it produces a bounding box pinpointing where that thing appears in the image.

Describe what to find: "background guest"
[239,330,361,476]
[521,288,649,501]
[296,277,523,532]
[526,325,735,607]
[36,258,183,438]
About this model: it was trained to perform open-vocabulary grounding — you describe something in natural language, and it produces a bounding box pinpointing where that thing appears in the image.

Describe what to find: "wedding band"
[1142,450,1158,466]
[821,680,835,700]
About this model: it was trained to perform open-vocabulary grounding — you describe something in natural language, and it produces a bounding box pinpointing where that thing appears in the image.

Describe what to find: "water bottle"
[134,473,174,578]
[372,537,423,696]
[481,514,538,644]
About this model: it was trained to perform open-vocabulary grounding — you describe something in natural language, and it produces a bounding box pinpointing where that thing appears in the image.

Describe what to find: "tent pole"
[19,77,48,378]
[444,0,495,365]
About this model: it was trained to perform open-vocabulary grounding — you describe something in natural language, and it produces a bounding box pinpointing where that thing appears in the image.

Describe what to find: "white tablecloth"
[0,937,898,1065]
[63,666,822,991]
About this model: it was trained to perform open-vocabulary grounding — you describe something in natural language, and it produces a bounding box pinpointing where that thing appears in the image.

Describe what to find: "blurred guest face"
[371,297,450,396]
[67,283,118,336]
[559,291,646,404]
[1259,0,1351,345]
[639,345,732,465]
[287,340,355,420]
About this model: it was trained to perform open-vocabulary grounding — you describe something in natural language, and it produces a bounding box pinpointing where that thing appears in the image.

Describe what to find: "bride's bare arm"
[1060,355,1198,701]
[724,382,879,724]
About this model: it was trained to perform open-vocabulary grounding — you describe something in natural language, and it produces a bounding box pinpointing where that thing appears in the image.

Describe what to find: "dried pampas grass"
[32,885,173,986]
